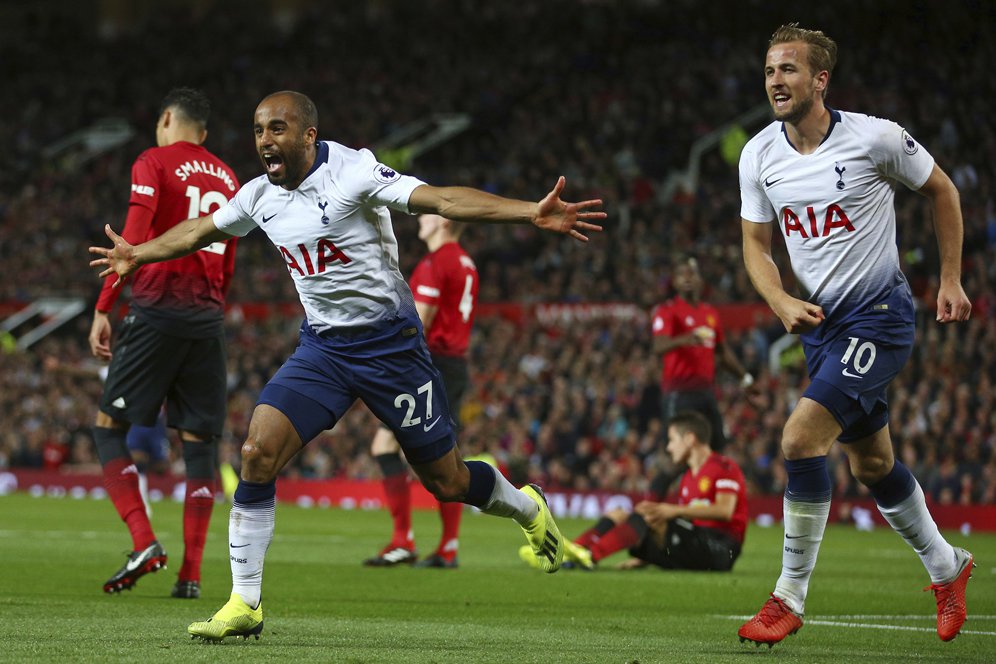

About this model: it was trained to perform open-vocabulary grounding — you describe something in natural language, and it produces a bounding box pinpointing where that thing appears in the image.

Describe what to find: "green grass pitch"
[0,492,993,663]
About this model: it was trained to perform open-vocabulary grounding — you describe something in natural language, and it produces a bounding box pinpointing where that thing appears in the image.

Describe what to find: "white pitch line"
[0,529,101,538]
[810,615,996,621]
[807,620,996,637]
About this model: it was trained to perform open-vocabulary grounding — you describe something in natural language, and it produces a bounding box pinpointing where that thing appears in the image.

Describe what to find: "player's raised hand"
[89,224,138,288]
[936,281,971,323]
[532,176,606,242]
[773,296,825,334]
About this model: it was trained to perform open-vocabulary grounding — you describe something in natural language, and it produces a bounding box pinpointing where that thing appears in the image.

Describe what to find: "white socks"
[774,496,831,615]
[229,499,275,609]
[478,466,539,525]
[876,481,958,583]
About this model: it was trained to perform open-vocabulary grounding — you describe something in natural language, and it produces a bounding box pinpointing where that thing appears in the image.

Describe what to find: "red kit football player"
[90,88,239,598]
[364,214,479,569]
[520,410,747,572]
[652,255,754,450]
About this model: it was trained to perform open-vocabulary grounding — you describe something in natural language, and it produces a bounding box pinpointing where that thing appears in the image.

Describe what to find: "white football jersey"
[214,141,425,331]
[739,109,934,317]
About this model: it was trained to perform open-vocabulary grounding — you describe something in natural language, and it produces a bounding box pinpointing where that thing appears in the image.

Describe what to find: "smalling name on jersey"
[174,160,237,192]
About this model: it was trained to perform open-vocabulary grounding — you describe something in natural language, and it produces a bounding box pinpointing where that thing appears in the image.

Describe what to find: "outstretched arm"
[918,164,971,323]
[742,219,824,334]
[408,176,605,242]
[89,215,232,287]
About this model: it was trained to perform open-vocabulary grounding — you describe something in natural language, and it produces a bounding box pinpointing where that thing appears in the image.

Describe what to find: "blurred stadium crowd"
[2,0,994,504]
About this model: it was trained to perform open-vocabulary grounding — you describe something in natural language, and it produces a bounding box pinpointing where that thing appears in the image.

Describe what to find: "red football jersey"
[409,242,478,357]
[651,296,725,391]
[96,141,239,337]
[678,452,748,543]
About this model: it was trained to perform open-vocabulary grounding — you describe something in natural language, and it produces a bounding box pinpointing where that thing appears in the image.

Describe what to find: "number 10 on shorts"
[840,336,877,376]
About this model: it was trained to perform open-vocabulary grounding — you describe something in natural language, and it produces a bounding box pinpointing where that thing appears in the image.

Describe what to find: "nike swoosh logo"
[785,534,805,540]
[124,556,145,572]
[423,417,441,433]
[841,368,862,378]
[764,177,783,187]
[261,214,275,224]
[230,543,250,549]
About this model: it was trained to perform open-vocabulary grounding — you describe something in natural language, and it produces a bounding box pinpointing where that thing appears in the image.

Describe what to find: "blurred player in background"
[520,411,747,572]
[91,90,604,641]
[652,255,754,450]
[737,24,973,647]
[90,88,239,599]
[364,214,478,569]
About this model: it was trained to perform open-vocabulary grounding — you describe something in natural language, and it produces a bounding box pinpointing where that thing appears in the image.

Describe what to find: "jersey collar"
[780,107,842,150]
[302,140,329,182]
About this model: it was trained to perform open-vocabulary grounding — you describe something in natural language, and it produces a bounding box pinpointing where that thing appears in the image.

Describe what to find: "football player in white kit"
[735,25,974,648]
[91,90,605,641]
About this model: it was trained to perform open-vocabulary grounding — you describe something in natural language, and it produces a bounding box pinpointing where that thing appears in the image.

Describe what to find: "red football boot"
[738,594,804,648]
[927,548,975,642]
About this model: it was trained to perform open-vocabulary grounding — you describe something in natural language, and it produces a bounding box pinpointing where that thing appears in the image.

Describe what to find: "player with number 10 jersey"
[740,109,933,348]
[735,25,972,648]
[739,109,934,438]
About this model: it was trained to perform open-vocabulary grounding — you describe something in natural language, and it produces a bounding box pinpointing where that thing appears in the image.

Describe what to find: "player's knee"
[240,438,279,481]
[851,454,891,486]
[780,429,823,460]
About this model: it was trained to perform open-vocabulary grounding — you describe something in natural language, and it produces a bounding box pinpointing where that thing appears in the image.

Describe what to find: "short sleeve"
[352,148,426,212]
[739,145,776,223]
[651,304,673,337]
[715,459,745,494]
[409,257,441,306]
[871,121,935,191]
[212,183,259,238]
[128,150,161,212]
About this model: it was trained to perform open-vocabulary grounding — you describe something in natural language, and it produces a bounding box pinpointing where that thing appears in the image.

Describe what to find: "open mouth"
[772,93,790,109]
[262,152,284,175]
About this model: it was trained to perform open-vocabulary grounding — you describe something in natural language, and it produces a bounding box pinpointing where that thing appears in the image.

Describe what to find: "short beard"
[773,94,815,125]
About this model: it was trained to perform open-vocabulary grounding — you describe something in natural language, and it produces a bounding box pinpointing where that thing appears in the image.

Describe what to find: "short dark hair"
[769,23,838,98]
[263,90,319,131]
[159,87,210,128]
[668,410,712,446]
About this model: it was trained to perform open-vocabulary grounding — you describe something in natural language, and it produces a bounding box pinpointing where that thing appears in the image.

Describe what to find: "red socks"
[588,521,641,563]
[575,516,616,550]
[102,457,155,551]
[178,479,215,582]
[382,473,414,549]
[435,501,463,561]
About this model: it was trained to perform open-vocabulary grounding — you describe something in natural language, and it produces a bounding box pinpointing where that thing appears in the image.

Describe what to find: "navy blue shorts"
[258,318,456,464]
[126,410,169,462]
[802,331,912,442]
